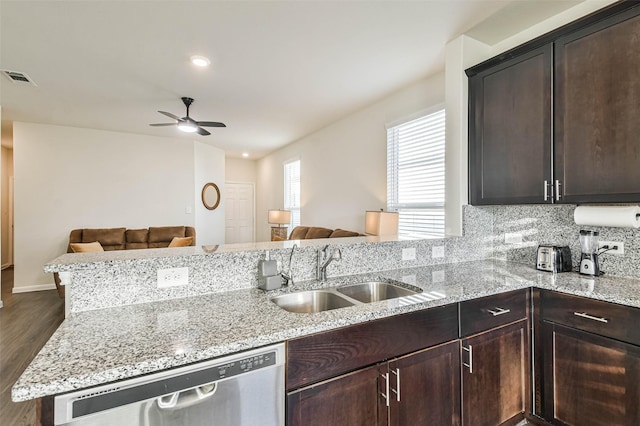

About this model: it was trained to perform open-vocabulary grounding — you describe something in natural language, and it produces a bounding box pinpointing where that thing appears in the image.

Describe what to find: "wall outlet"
[432,246,445,258]
[598,241,624,255]
[432,270,445,283]
[157,267,189,288]
[504,232,523,244]
[402,247,416,261]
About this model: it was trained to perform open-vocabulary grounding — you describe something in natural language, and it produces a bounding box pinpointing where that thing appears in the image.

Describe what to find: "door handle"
[543,180,549,201]
[390,368,400,402]
[463,345,473,373]
[380,372,390,407]
[555,180,562,201]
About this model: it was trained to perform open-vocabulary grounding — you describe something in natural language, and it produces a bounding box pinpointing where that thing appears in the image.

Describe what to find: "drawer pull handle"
[487,307,511,316]
[380,372,390,407]
[463,345,473,373]
[390,368,400,402]
[574,312,608,323]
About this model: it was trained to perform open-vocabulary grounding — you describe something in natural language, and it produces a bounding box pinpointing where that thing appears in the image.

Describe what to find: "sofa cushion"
[168,236,194,247]
[70,241,104,253]
[126,229,148,243]
[82,228,126,250]
[148,226,186,248]
[330,229,360,238]
[306,227,333,239]
[289,226,310,240]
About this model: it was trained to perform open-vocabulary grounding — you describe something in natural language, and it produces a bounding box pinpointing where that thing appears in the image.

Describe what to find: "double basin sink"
[271,281,422,314]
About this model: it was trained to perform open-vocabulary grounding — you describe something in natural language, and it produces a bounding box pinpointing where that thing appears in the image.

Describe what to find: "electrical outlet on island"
[157,267,189,288]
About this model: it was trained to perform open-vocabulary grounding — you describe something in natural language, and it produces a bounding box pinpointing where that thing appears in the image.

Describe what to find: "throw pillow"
[70,241,104,253]
[168,236,194,247]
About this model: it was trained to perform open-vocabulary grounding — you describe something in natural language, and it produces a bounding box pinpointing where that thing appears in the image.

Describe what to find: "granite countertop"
[12,259,640,402]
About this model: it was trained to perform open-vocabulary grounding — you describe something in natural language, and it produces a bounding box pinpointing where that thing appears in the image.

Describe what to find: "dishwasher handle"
[157,383,217,410]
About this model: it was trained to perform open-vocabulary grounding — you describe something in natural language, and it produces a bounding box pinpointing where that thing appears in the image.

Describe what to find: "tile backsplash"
[473,204,640,279]
[57,203,640,313]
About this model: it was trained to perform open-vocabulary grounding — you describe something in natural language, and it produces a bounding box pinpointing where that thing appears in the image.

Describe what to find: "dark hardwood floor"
[0,268,64,426]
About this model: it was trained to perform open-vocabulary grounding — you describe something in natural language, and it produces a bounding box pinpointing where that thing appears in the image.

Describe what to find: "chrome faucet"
[281,243,298,286]
[317,245,342,282]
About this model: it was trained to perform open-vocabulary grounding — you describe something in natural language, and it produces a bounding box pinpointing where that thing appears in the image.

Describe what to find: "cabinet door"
[287,364,385,426]
[542,322,640,426]
[468,45,552,205]
[461,320,529,426]
[388,340,460,426]
[555,8,640,203]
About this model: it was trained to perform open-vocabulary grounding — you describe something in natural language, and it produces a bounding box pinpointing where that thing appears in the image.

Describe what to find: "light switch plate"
[504,233,523,244]
[402,248,416,261]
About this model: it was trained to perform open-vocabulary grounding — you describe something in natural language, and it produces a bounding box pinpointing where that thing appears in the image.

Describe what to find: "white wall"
[226,157,257,183]
[194,142,225,245]
[256,74,445,242]
[13,122,210,290]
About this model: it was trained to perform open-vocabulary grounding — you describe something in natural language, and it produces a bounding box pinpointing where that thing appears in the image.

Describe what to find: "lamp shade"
[365,211,399,236]
[268,209,291,225]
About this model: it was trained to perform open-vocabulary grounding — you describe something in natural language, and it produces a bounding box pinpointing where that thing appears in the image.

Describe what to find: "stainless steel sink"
[336,281,421,303]
[271,290,354,313]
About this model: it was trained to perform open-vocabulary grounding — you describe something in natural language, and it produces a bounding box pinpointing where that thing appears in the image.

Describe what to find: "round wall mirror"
[202,182,221,210]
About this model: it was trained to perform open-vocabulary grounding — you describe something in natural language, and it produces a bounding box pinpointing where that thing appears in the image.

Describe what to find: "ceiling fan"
[150,97,226,136]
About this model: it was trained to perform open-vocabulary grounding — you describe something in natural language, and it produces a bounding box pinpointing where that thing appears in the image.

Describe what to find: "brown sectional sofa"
[54,226,196,298]
[288,226,361,240]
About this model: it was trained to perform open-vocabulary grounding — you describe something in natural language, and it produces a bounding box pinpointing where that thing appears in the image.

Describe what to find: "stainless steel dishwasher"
[54,343,285,426]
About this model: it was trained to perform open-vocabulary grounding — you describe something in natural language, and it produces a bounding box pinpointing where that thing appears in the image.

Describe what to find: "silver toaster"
[536,245,573,272]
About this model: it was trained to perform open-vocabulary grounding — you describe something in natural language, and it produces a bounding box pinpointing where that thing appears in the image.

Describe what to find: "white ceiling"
[0,1,581,158]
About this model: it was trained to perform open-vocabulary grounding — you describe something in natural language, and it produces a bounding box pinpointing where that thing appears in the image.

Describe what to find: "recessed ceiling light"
[190,55,210,67]
[242,152,249,158]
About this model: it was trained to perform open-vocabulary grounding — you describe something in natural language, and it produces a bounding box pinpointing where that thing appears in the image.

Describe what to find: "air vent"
[1,70,37,86]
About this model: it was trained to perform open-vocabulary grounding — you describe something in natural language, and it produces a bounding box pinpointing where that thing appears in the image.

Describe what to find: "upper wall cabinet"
[467,2,640,206]
[468,45,552,205]
[555,9,640,203]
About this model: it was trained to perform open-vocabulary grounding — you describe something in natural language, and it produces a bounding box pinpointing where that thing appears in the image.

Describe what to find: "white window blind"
[284,159,301,228]
[387,109,445,239]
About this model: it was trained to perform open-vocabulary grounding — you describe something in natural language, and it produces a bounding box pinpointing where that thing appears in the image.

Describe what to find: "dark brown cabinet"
[539,290,640,425]
[287,364,383,426]
[467,2,640,205]
[286,304,460,426]
[459,289,530,426]
[287,341,461,426]
[468,45,552,205]
[541,322,640,426]
[554,9,640,203]
[462,320,529,426]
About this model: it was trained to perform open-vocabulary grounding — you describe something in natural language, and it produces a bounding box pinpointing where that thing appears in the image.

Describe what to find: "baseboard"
[12,283,57,293]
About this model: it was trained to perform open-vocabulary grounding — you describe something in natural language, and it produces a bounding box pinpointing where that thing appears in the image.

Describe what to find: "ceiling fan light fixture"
[177,121,198,133]
[190,55,210,67]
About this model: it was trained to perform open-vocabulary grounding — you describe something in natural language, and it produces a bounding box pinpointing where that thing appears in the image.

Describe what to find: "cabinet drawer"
[286,303,458,390]
[542,290,640,346]
[459,289,529,337]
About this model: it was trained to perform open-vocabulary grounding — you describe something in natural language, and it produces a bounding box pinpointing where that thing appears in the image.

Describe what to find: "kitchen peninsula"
[13,231,640,425]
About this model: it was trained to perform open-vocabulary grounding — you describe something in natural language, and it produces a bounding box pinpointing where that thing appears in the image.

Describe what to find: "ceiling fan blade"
[196,127,211,136]
[149,123,177,127]
[196,121,226,128]
[158,110,181,121]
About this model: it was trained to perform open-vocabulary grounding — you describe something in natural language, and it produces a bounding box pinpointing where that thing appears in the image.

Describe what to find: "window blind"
[284,159,301,228]
[387,109,445,238]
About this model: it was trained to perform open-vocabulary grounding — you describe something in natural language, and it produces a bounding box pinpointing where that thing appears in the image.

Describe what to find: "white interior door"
[225,182,255,244]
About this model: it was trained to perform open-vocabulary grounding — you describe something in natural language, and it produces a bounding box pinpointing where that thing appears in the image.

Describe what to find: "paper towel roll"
[574,206,640,228]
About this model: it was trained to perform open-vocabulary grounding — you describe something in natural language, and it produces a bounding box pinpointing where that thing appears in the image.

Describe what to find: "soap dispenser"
[258,251,282,290]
